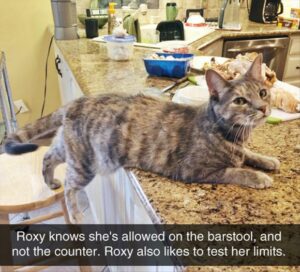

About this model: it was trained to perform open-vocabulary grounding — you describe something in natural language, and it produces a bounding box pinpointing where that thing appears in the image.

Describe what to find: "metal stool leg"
[0,52,29,221]
[0,52,18,136]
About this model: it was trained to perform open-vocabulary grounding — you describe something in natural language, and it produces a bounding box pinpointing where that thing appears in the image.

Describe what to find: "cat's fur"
[4,55,280,223]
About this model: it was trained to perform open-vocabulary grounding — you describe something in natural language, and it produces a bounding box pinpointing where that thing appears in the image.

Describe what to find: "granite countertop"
[133,120,300,225]
[55,18,300,97]
[55,39,177,97]
[55,19,300,272]
[55,21,300,227]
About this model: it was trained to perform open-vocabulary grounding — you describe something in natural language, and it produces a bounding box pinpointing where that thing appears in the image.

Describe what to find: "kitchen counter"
[133,119,300,225]
[54,20,300,271]
[55,19,300,97]
[190,16,300,51]
[55,39,174,97]
[54,19,300,224]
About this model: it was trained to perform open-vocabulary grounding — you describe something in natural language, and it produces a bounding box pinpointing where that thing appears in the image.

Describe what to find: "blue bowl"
[143,53,194,78]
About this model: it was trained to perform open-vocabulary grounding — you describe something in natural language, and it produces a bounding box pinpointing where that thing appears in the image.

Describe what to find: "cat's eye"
[233,97,247,105]
[259,89,267,98]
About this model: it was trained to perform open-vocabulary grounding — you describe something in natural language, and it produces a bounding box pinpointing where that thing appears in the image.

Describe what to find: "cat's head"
[205,54,271,130]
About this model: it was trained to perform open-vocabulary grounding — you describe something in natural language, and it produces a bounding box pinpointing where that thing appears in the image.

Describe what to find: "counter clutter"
[53,19,300,271]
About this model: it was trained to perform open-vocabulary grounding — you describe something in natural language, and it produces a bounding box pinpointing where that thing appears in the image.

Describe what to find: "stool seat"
[0,146,66,214]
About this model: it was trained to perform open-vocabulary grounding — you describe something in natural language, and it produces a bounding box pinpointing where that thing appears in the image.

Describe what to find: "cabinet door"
[283,34,300,87]
[198,39,223,56]
[85,169,156,225]
[289,36,300,55]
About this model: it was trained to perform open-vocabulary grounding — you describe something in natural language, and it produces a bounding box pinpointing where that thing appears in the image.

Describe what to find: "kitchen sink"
[138,23,215,48]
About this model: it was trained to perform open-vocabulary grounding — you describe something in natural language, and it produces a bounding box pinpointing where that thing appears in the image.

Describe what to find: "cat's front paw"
[267,157,280,172]
[257,156,280,172]
[247,172,273,189]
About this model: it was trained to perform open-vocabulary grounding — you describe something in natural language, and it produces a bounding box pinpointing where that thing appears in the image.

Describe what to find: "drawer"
[289,36,300,55]
[284,55,300,79]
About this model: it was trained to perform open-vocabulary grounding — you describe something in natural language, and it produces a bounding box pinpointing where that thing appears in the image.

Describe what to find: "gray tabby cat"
[4,54,280,223]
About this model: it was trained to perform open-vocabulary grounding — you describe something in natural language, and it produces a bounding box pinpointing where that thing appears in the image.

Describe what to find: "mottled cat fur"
[4,55,280,223]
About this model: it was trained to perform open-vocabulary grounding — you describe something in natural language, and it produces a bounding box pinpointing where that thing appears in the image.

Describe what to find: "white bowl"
[186,14,205,26]
[172,85,210,106]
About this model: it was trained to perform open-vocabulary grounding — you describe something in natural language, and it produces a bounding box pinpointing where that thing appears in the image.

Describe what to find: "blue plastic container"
[143,53,194,78]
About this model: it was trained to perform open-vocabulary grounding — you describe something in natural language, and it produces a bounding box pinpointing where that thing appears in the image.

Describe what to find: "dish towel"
[123,14,141,42]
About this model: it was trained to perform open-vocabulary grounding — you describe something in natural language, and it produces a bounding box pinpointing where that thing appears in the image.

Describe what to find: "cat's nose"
[258,105,267,114]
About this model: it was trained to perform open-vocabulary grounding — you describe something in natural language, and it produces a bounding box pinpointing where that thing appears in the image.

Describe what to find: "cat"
[4,54,280,223]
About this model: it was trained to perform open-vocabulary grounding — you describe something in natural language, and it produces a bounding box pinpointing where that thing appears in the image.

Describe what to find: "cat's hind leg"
[42,127,65,189]
[64,154,95,224]
[243,148,280,172]
[221,167,273,189]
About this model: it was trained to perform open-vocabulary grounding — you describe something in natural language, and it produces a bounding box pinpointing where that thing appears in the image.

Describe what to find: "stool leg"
[0,213,13,272]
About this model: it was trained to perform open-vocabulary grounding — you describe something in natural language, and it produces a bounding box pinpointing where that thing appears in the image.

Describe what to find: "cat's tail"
[4,108,64,155]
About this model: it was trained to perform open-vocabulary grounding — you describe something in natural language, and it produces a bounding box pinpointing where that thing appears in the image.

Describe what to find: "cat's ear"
[205,69,229,98]
[245,54,264,82]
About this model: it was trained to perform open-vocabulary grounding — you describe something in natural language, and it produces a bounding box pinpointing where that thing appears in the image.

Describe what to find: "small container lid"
[104,35,136,43]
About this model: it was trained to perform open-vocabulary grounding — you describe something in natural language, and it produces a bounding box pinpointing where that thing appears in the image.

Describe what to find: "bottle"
[108,2,117,34]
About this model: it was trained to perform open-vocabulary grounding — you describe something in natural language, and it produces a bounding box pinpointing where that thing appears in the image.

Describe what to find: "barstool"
[0,147,93,271]
[0,52,91,272]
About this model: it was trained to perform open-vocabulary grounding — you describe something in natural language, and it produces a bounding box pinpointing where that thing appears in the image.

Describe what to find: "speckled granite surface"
[133,120,300,224]
[133,120,300,272]
[56,20,300,224]
[55,39,176,96]
[56,22,300,271]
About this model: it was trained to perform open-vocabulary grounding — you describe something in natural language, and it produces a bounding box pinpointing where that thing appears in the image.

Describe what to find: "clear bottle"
[108,2,117,35]
[231,0,241,30]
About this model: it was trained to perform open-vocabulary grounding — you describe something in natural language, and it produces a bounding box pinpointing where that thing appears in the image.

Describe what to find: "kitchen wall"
[281,0,300,16]
[0,1,60,126]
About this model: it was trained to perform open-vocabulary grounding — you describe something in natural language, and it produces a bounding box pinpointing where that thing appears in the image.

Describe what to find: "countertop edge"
[192,27,300,50]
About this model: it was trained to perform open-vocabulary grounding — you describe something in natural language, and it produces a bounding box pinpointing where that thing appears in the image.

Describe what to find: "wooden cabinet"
[197,39,223,56]
[283,34,300,87]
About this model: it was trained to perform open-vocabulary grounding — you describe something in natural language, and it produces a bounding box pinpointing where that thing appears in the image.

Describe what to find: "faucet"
[128,0,139,9]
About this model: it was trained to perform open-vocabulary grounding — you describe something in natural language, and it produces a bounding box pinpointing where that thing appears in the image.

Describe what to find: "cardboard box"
[277,16,300,29]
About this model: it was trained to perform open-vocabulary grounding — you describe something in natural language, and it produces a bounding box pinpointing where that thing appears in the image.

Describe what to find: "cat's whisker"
[225,121,239,139]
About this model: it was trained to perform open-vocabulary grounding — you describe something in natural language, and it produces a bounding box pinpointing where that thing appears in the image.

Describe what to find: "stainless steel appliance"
[249,0,284,24]
[223,36,289,80]
[51,0,78,40]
